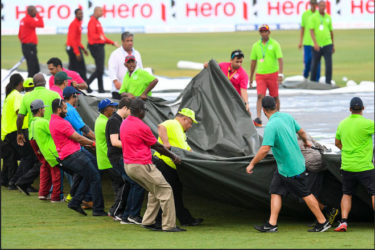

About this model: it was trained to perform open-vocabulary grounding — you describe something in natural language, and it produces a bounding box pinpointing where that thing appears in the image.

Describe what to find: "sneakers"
[93,210,108,216]
[163,226,186,232]
[142,223,162,231]
[51,200,64,203]
[308,220,331,232]
[325,208,339,225]
[128,215,143,225]
[8,184,17,190]
[181,218,204,226]
[254,222,278,232]
[253,118,262,127]
[38,195,49,200]
[334,221,347,232]
[16,184,30,196]
[120,218,134,224]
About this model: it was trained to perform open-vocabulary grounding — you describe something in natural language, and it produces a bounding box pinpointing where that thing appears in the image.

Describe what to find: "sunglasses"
[231,51,244,59]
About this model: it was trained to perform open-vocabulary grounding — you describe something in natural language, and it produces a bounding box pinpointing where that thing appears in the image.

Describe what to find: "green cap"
[178,108,198,124]
[23,77,34,88]
[55,71,72,83]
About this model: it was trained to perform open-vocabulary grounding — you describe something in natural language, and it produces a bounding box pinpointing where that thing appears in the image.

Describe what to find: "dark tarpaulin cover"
[76,60,372,219]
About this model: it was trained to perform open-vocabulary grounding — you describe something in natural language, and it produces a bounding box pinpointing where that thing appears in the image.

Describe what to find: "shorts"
[341,169,375,196]
[256,72,279,97]
[269,170,311,198]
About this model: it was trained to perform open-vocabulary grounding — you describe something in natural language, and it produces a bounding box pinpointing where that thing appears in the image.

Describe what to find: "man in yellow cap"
[153,108,204,226]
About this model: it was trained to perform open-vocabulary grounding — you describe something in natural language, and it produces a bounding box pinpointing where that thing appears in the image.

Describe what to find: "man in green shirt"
[334,97,375,232]
[119,55,158,100]
[246,96,330,233]
[249,24,283,128]
[29,99,63,201]
[309,0,334,84]
[298,0,320,81]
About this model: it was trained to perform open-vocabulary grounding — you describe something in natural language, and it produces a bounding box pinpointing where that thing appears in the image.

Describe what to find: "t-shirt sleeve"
[240,70,249,89]
[66,108,85,131]
[119,76,127,94]
[365,120,375,136]
[14,95,22,113]
[262,124,276,147]
[61,121,76,137]
[108,119,120,136]
[335,123,341,140]
[308,15,316,30]
[275,42,283,59]
[141,70,156,83]
[250,44,258,60]
[329,16,333,31]
[19,96,28,115]
[141,125,157,146]
[301,12,306,27]
[293,118,301,133]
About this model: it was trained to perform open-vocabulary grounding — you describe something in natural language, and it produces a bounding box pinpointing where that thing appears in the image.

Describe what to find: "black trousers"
[87,44,105,92]
[310,44,333,84]
[153,156,194,224]
[66,47,87,81]
[21,43,40,77]
[112,92,121,100]
[1,132,20,186]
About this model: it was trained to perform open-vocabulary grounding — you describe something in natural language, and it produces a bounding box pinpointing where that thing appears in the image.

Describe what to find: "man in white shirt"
[108,32,143,99]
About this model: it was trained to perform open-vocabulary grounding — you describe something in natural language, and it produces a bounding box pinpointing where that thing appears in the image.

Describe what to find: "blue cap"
[63,86,80,99]
[98,98,118,111]
[350,97,364,110]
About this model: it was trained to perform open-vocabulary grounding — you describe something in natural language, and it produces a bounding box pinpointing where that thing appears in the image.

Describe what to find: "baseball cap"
[23,77,34,88]
[178,108,198,124]
[98,98,118,111]
[259,24,270,32]
[55,71,72,82]
[350,97,364,110]
[125,55,136,63]
[63,86,80,99]
[30,99,48,111]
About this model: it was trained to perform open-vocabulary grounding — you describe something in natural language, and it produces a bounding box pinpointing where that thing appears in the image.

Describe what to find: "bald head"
[93,7,103,18]
[27,6,37,17]
[33,73,46,87]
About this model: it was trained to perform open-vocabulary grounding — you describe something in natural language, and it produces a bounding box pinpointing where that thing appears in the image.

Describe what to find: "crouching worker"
[246,96,330,232]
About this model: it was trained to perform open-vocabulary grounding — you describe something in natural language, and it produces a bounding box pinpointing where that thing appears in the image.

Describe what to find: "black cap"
[262,96,276,110]
[350,97,364,110]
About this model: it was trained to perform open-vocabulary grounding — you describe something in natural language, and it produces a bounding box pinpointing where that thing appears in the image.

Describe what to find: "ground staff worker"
[249,24,283,128]
[246,96,330,233]
[309,0,334,84]
[87,7,119,93]
[153,108,204,226]
[334,97,375,232]
[18,5,44,77]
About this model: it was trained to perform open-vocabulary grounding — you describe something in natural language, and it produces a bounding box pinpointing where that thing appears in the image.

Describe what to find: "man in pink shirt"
[50,71,70,98]
[120,99,184,232]
[47,57,88,90]
[49,98,105,216]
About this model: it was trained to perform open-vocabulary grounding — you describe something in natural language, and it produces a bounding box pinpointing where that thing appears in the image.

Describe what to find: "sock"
[341,218,348,224]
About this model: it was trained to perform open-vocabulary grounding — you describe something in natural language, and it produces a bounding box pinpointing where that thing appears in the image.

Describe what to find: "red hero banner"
[16,4,84,20]
[351,0,374,13]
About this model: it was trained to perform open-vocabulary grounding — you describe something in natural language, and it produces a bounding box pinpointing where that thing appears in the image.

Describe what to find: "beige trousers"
[124,163,176,230]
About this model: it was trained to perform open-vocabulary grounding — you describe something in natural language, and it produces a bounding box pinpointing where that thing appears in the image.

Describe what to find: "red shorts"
[256,72,279,97]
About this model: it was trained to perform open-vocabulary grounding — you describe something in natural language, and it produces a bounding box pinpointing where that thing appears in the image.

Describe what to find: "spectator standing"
[18,5,44,77]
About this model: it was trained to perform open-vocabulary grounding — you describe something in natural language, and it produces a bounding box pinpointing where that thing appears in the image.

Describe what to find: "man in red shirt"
[18,5,44,77]
[87,7,119,93]
[66,8,88,82]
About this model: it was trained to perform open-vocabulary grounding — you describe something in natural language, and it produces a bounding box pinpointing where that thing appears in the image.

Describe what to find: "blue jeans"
[304,45,320,81]
[61,150,104,212]
[310,44,333,84]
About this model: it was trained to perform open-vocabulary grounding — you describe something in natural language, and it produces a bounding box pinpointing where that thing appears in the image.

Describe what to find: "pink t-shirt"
[49,68,84,89]
[50,85,63,98]
[49,114,81,160]
[120,115,157,165]
[219,62,249,95]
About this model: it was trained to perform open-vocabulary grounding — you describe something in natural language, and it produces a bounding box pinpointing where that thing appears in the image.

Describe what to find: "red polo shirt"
[87,16,114,45]
[18,13,44,44]
[49,68,85,89]
[66,17,84,55]
[219,62,249,95]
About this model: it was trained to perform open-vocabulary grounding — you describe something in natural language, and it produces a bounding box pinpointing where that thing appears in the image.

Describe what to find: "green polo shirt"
[301,9,316,46]
[154,119,191,169]
[308,12,333,47]
[94,113,112,170]
[336,114,374,172]
[250,38,283,74]
[262,112,305,177]
[119,69,156,97]
[29,117,59,167]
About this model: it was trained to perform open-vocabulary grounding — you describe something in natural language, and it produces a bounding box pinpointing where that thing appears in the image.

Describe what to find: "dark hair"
[262,96,276,111]
[74,8,82,15]
[31,109,40,115]
[55,78,64,86]
[5,73,23,97]
[130,98,145,116]
[47,57,63,67]
[231,49,244,60]
[121,31,134,41]
[52,98,64,113]
[118,97,132,109]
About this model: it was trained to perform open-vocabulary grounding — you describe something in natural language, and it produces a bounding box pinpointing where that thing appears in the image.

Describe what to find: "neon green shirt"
[119,69,156,97]
[250,38,283,74]
[154,119,191,169]
[308,12,333,47]
[301,9,316,46]
[94,113,112,170]
[29,117,59,167]
[336,114,374,172]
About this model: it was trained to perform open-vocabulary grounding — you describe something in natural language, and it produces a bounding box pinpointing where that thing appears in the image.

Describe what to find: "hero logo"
[16,4,83,19]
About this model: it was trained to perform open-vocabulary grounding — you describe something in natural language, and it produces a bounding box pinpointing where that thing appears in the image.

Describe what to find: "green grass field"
[1,29,374,86]
[1,177,374,249]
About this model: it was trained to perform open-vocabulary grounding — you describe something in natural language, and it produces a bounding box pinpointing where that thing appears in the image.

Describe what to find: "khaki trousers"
[124,163,176,230]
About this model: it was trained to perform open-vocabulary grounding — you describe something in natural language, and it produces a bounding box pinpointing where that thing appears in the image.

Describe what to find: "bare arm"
[84,130,96,140]
[335,138,342,150]
[151,141,181,164]
[158,125,171,149]
[69,132,95,147]
[140,78,158,100]
[110,134,122,148]
[246,145,271,174]
[240,88,250,113]
[249,60,257,88]
[16,114,26,145]
[299,27,304,49]
[75,82,88,90]
[278,58,284,84]
[297,128,312,148]
[330,31,335,53]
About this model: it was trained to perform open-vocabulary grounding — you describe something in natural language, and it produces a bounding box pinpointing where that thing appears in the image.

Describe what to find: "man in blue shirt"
[246,96,330,233]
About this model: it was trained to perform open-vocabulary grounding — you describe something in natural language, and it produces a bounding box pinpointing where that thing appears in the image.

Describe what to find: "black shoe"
[181,218,204,226]
[254,222,278,232]
[98,89,105,93]
[68,205,87,216]
[16,184,30,195]
[128,215,143,225]
[93,210,107,216]
[8,184,17,190]
[87,87,93,93]
[308,220,331,232]
[142,223,162,231]
[163,226,186,232]
[27,186,38,192]
[324,208,339,225]
[120,218,134,224]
